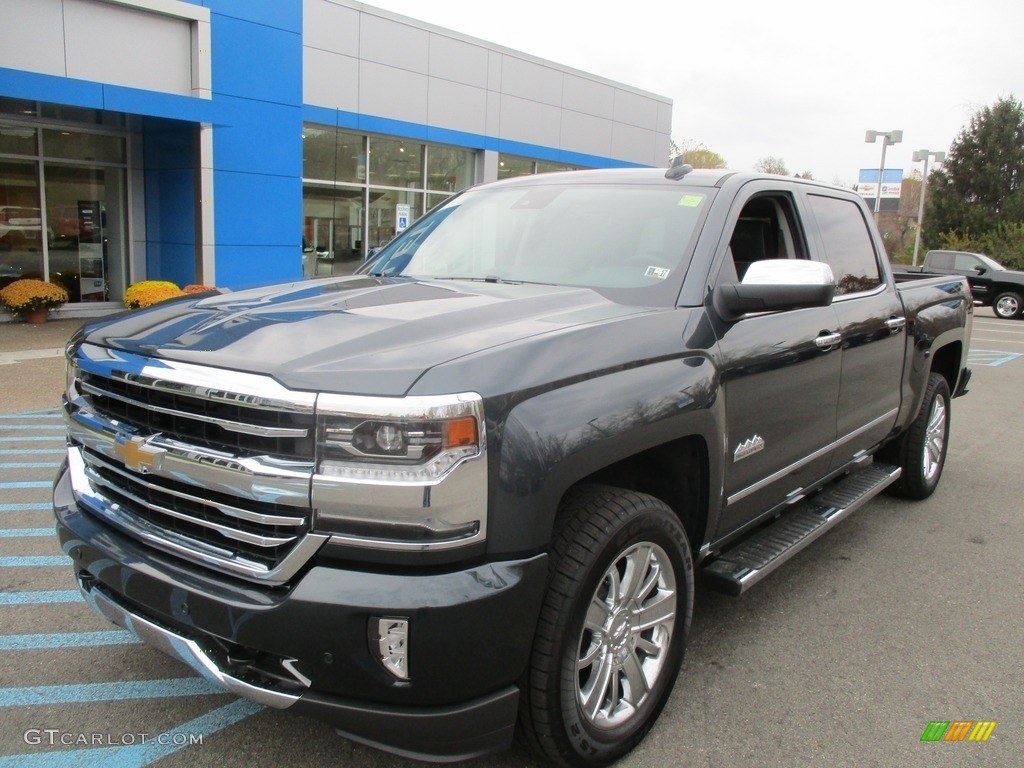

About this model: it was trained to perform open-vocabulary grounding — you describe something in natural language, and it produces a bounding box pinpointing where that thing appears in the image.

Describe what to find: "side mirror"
[714,259,835,321]
[973,266,987,275]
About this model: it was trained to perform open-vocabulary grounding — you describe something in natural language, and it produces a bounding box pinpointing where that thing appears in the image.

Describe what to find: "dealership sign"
[856,168,903,199]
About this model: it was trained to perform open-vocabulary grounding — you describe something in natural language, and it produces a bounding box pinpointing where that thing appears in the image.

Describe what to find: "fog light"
[375,617,409,680]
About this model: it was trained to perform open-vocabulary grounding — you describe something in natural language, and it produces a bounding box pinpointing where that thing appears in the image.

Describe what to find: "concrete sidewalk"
[0,317,89,412]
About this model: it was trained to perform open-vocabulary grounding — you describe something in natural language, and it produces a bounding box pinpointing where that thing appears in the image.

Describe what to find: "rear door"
[804,193,906,467]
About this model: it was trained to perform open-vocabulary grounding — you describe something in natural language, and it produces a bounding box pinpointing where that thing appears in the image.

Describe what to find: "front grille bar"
[83,450,307,528]
[80,379,309,438]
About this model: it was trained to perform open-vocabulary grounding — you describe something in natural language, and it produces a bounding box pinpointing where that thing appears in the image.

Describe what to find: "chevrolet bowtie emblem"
[113,434,165,474]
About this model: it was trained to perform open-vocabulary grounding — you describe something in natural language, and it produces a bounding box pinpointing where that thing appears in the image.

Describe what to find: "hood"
[81,276,655,395]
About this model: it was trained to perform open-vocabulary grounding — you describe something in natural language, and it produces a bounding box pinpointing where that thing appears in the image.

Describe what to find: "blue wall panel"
[142,119,196,287]
[212,244,300,289]
[202,0,304,289]
[213,171,300,250]
[211,97,302,177]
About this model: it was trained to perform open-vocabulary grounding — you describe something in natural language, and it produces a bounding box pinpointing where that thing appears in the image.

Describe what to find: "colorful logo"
[921,721,997,742]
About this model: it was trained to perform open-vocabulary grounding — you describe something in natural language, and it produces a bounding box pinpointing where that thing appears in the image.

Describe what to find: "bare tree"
[754,156,789,175]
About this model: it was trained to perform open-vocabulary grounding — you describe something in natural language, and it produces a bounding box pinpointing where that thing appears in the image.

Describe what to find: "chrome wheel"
[922,393,946,483]
[994,292,1022,319]
[575,541,677,730]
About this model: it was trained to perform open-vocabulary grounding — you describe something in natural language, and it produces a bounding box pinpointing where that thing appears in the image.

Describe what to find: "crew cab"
[897,249,1024,319]
[55,167,971,767]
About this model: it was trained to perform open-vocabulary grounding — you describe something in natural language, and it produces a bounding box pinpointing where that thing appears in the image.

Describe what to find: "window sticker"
[644,266,671,280]
[678,194,705,207]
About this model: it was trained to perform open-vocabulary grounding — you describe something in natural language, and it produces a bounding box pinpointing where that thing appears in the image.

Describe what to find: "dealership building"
[0,0,672,317]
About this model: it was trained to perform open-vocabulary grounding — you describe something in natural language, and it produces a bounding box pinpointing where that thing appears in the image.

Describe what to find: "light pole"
[911,149,945,266]
[865,129,903,222]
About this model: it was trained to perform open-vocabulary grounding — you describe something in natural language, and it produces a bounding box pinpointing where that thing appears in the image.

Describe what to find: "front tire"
[884,372,951,499]
[520,486,693,767]
[993,291,1023,319]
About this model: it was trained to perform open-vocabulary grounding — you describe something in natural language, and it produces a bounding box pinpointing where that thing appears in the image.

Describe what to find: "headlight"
[316,393,483,484]
[312,393,488,550]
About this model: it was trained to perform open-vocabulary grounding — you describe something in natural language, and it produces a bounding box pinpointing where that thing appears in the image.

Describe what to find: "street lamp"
[865,129,903,222]
[911,149,946,266]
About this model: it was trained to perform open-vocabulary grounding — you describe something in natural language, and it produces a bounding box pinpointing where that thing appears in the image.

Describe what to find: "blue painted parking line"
[0,436,65,443]
[0,528,53,538]
[0,556,69,567]
[0,631,140,650]
[0,699,264,768]
[0,678,225,707]
[0,590,80,605]
[0,428,66,434]
[0,449,65,455]
[0,481,51,490]
[968,349,1024,366]
[0,502,50,512]
[0,413,63,420]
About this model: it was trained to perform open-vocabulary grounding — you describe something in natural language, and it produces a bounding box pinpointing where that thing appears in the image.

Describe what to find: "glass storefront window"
[302,184,364,278]
[44,163,128,303]
[427,145,474,193]
[497,155,534,179]
[1,105,129,305]
[302,123,477,273]
[302,125,337,182]
[369,138,423,188]
[537,160,579,174]
[0,125,37,156]
[0,159,44,288]
[335,131,365,184]
[368,188,422,252]
[42,129,125,164]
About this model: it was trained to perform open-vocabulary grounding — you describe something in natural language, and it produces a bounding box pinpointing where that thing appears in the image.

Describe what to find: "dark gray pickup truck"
[55,168,971,767]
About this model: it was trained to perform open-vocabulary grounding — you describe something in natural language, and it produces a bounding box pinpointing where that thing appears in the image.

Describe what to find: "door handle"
[815,332,842,350]
[885,316,906,335]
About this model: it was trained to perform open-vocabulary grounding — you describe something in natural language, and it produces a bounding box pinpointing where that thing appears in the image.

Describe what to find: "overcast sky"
[362,0,1024,186]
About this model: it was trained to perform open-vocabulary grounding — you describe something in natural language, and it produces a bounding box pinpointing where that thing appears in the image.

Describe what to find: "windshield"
[363,182,712,305]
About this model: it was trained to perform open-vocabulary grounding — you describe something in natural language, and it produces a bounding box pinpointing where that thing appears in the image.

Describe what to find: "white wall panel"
[562,74,615,119]
[560,111,613,158]
[358,14,428,73]
[0,0,66,77]
[304,0,359,56]
[65,0,193,95]
[428,35,488,89]
[500,56,563,107]
[498,94,561,148]
[427,78,487,135]
[304,48,360,113]
[359,62,428,125]
[611,122,658,166]
[613,88,660,130]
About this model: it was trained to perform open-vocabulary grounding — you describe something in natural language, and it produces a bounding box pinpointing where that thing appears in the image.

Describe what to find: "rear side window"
[807,194,882,295]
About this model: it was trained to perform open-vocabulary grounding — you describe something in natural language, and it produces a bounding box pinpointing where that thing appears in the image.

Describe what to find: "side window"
[725,194,805,280]
[807,194,882,296]
[953,253,980,272]
[929,251,953,270]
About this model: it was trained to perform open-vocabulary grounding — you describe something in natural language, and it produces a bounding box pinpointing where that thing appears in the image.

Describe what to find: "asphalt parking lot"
[0,310,1021,768]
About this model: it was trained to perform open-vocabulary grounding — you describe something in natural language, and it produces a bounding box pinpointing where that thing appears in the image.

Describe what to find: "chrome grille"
[78,369,315,459]
[65,343,324,585]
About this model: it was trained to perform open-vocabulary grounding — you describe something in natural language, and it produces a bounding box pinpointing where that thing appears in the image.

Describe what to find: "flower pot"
[24,307,49,324]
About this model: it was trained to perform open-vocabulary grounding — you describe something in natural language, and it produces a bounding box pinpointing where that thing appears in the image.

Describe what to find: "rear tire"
[520,485,693,767]
[992,291,1023,319]
[884,372,951,499]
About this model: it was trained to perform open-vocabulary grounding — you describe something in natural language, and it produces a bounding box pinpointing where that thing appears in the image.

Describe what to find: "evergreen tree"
[924,96,1024,248]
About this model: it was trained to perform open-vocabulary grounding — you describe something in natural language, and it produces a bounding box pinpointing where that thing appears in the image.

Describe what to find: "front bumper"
[55,465,547,762]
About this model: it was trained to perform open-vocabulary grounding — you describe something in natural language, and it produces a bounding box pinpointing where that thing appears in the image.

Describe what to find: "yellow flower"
[0,279,69,318]
[123,281,184,309]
